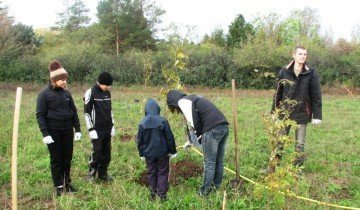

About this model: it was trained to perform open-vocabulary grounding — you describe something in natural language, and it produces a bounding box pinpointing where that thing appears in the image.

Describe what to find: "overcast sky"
[3,0,359,42]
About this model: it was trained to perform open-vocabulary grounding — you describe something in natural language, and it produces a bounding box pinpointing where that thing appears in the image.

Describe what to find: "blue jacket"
[137,99,176,158]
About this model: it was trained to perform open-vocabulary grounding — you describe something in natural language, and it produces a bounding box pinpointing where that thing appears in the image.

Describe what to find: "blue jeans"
[200,124,229,195]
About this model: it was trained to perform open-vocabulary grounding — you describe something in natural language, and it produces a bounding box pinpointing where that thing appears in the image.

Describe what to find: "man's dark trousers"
[89,129,111,177]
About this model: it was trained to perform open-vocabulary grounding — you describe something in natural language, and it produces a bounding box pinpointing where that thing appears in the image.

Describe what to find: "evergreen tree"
[55,0,90,32]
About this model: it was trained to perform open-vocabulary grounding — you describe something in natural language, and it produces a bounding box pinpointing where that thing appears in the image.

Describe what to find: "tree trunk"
[116,26,120,55]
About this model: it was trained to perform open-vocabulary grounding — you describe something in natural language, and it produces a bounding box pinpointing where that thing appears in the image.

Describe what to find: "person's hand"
[43,136,54,144]
[311,119,322,125]
[169,153,177,159]
[183,140,193,149]
[74,132,82,141]
[89,130,98,139]
[140,157,145,161]
[111,126,115,137]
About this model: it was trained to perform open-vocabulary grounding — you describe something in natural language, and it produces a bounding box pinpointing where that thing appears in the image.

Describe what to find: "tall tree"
[55,0,90,32]
[97,0,164,54]
[226,14,253,48]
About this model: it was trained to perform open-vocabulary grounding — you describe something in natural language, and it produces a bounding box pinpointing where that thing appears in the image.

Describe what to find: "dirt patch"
[137,160,203,186]
[119,133,134,142]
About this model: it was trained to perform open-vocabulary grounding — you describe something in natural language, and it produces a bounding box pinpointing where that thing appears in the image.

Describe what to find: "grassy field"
[0,84,359,209]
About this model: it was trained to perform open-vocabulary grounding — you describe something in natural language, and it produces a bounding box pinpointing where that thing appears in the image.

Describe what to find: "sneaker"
[55,186,64,196]
[149,191,156,201]
[65,183,77,193]
[159,194,167,201]
[87,169,97,182]
[86,173,95,182]
[98,174,114,182]
[198,190,209,197]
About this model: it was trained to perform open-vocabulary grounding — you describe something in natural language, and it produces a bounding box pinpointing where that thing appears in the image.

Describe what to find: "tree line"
[1,0,360,88]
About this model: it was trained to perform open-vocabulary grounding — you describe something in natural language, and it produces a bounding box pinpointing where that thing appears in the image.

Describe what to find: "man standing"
[272,46,322,167]
[167,90,229,196]
[84,72,115,182]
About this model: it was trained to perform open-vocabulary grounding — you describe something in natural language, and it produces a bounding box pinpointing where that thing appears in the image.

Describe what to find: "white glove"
[111,126,115,137]
[169,153,177,159]
[183,140,193,149]
[312,119,322,125]
[140,157,145,161]
[43,136,54,144]
[89,130,98,139]
[74,132,82,141]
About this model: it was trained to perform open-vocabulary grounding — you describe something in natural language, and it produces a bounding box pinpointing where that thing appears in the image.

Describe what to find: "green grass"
[0,85,359,209]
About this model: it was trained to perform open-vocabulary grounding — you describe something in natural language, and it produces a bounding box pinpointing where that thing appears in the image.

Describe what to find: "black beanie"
[98,72,113,85]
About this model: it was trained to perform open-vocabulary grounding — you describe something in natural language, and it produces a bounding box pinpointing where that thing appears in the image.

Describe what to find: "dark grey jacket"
[272,61,322,124]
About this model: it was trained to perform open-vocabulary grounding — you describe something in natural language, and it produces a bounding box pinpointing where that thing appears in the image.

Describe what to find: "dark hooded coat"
[137,99,176,158]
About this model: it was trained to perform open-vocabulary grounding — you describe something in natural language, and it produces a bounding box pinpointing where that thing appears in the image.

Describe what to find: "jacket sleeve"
[84,89,95,131]
[163,119,177,155]
[110,92,114,127]
[69,94,81,133]
[136,124,144,157]
[36,91,49,137]
[178,98,201,135]
[310,70,322,120]
[271,69,284,112]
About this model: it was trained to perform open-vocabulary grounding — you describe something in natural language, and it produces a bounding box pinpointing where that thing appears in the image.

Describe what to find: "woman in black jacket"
[36,60,81,196]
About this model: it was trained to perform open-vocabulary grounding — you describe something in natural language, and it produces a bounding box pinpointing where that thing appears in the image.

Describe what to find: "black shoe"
[159,194,167,201]
[86,170,96,182]
[55,186,64,196]
[98,175,114,182]
[150,192,156,201]
[65,183,77,193]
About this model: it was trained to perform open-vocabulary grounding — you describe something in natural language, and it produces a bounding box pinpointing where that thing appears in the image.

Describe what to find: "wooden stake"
[222,191,227,210]
[11,87,22,210]
[231,79,239,180]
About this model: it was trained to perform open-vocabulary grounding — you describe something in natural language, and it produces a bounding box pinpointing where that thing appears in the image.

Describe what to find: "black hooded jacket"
[36,84,81,137]
[167,90,228,135]
[137,99,176,158]
[272,61,322,124]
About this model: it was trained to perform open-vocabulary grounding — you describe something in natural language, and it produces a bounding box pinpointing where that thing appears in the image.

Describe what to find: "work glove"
[74,132,82,141]
[111,126,115,137]
[169,153,177,159]
[311,119,322,125]
[183,140,193,149]
[89,130,98,139]
[43,136,54,144]
[140,157,145,161]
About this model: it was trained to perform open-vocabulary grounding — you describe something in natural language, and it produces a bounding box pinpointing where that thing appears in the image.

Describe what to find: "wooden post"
[222,191,227,210]
[11,87,22,210]
[231,79,239,180]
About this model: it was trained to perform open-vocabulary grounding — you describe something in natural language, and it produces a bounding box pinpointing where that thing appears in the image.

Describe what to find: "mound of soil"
[138,160,203,186]
[119,133,134,142]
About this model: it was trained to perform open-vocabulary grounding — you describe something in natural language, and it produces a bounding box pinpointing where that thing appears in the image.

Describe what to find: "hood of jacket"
[166,90,186,108]
[145,98,160,116]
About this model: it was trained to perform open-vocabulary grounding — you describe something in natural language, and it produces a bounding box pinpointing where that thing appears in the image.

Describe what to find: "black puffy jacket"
[36,84,81,137]
[272,61,322,124]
